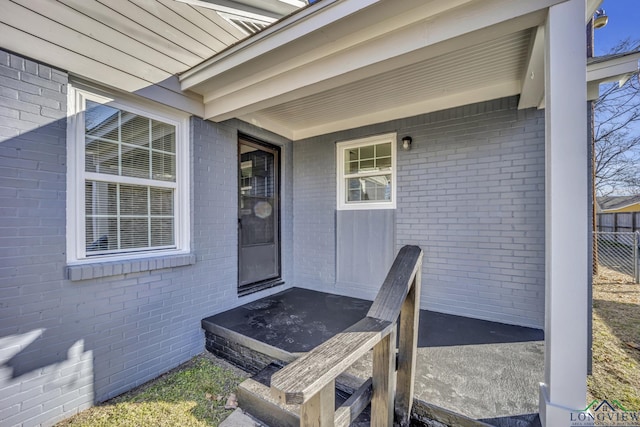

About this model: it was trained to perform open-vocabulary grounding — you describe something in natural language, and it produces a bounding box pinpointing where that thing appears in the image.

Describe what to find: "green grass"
[56,355,247,427]
[588,267,640,410]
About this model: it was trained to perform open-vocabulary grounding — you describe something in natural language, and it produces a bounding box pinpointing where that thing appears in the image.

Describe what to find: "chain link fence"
[594,231,639,283]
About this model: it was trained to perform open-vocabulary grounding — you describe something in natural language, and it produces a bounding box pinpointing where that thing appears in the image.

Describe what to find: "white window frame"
[336,133,397,210]
[66,83,191,264]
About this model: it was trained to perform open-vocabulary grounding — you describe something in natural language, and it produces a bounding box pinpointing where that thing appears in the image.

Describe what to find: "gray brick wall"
[293,97,545,328]
[0,49,293,426]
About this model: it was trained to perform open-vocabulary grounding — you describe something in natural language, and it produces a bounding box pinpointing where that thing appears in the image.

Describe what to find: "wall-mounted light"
[593,9,608,29]
[402,136,412,151]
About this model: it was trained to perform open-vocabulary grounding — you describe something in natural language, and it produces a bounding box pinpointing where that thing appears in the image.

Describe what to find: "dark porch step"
[237,363,372,427]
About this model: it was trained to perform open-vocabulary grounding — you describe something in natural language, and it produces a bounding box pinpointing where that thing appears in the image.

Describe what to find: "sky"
[594,0,640,54]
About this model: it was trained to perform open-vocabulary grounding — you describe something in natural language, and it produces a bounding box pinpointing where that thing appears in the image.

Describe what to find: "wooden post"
[371,328,396,427]
[395,272,421,426]
[300,379,335,427]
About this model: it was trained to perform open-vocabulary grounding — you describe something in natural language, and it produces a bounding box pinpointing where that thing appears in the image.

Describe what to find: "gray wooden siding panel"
[336,210,395,288]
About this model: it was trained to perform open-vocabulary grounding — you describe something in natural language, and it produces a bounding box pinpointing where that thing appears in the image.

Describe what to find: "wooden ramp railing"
[271,245,423,427]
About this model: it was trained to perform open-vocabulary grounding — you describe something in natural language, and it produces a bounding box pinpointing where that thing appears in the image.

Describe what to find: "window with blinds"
[67,86,189,263]
[83,101,177,255]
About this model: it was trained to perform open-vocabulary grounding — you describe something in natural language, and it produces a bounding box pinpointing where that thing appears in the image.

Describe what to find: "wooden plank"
[94,0,215,59]
[13,0,189,74]
[299,379,335,427]
[127,0,228,53]
[155,0,242,46]
[0,23,203,116]
[371,327,396,427]
[3,1,177,91]
[395,272,421,426]
[367,245,423,322]
[270,316,393,405]
[334,378,373,427]
[58,0,203,66]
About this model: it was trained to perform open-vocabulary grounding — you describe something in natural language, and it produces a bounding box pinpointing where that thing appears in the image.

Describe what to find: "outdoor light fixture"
[402,136,412,151]
[593,9,608,29]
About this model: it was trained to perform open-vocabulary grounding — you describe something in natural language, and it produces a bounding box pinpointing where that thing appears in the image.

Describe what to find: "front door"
[238,136,281,295]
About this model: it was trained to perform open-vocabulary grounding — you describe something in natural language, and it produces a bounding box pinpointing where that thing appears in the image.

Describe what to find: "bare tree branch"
[594,38,640,196]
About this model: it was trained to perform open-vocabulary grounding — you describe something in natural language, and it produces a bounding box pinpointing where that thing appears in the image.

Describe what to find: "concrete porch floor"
[202,287,544,426]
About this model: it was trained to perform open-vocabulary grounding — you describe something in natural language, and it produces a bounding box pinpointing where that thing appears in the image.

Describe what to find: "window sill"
[66,253,196,281]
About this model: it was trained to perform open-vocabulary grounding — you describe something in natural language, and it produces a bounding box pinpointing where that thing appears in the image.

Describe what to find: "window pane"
[152,152,176,182]
[85,139,119,175]
[359,145,374,159]
[120,185,148,216]
[85,217,116,253]
[120,218,149,249]
[150,188,173,216]
[345,160,359,174]
[151,218,175,246]
[376,156,391,170]
[360,159,374,171]
[346,148,359,162]
[152,121,176,153]
[376,143,391,157]
[85,181,117,216]
[346,174,391,202]
[121,112,150,147]
[121,146,150,179]
[343,142,392,174]
[85,101,119,141]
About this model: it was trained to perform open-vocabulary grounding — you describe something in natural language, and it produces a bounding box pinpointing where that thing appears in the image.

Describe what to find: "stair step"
[237,363,371,427]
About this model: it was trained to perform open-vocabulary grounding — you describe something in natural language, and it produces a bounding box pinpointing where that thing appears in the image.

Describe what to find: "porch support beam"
[540,1,588,426]
[517,25,545,110]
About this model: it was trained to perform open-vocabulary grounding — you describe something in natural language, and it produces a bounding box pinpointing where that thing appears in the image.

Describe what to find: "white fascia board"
[587,53,640,83]
[518,25,545,109]
[180,0,374,88]
[290,80,522,140]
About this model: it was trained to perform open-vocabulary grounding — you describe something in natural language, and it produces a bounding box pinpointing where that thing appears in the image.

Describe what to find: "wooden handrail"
[270,245,423,426]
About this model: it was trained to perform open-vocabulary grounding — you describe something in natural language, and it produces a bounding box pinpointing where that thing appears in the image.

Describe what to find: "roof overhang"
[180,0,637,140]
[587,51,640,99]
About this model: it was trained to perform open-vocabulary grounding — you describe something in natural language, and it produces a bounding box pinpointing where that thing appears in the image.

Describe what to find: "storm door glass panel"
[238,138,280,294]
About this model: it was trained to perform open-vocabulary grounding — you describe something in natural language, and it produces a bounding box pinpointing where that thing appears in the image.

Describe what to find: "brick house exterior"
[2,0,638,425]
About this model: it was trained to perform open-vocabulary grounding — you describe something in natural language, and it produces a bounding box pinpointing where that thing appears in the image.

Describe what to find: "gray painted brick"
[0,48,294,427]
[294,96,545,329]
